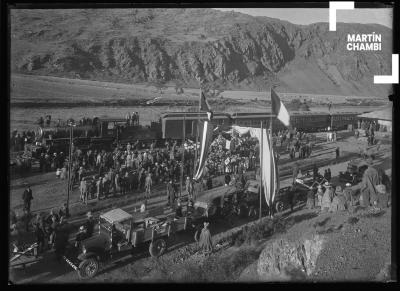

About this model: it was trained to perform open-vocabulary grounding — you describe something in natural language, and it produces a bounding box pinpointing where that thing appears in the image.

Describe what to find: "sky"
[213,8,393,29]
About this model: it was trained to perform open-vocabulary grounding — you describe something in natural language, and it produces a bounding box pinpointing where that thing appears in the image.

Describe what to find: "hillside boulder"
[257,234,325,281]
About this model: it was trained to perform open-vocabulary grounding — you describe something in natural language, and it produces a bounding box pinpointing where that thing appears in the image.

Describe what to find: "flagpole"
[195,86,201,177]
[180,114,186,198]
[259,120,263,220]
[270,90,274,218]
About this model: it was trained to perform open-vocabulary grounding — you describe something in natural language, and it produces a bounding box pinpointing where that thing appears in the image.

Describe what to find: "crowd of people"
[10,130,36,152]
[299,160,391,214]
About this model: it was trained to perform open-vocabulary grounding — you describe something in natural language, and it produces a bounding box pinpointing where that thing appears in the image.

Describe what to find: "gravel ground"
[9,130,392,283]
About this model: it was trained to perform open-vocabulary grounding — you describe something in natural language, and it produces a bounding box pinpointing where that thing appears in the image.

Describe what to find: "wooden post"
[180,114,186,197]
[66,124,73,217]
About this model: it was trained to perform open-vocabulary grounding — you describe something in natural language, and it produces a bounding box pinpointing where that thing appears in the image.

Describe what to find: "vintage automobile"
[190,185,238,221]
[187,185,239,240]
[239,178,312,214]
[294,173,327,191]
[63,208,189,279]
[339,159,369,184]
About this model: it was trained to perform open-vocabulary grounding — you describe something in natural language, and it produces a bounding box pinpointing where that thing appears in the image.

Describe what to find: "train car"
[290,112,330,132]
[329,112,360,131]
[161,112,232,140]
[230,111,331,132]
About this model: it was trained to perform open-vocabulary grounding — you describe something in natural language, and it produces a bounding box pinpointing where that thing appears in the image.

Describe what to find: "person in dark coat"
[312,163,319,181]
[22,185,33,213]
[335,147,340,161]
[175,199,183,218]
[33,217,46,253]
[84,212,95,237]
[54,217,70,261]
[224,174,231,186]
[326,168,332,182]
[288,186,297,212]
[166,180,175,207]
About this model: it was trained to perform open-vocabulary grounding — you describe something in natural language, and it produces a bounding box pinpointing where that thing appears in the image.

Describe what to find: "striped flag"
[193,91,214,181]
[271,88,290,127]
[193,120,214,181]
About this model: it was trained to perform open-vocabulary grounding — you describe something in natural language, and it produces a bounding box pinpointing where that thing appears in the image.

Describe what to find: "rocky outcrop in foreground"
[257,234,325,281]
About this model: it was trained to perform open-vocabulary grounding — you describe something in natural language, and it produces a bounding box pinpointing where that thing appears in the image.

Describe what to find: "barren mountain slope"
[11,8,393,96]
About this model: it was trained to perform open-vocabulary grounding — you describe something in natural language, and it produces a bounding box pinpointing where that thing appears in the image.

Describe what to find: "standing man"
[145,173,153,201]
[22,185,33,214]
[166,180,175,207]
[185,177,194,200]
[335,147,340,161]
[292,163,299,185]
[96,176,103,200]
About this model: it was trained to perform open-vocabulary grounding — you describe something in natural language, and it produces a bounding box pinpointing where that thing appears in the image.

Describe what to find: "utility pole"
[180,114,186,197]
[66,121,75,218]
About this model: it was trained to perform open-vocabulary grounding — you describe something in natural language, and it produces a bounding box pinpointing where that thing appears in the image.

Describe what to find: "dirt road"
[9,130,392,283]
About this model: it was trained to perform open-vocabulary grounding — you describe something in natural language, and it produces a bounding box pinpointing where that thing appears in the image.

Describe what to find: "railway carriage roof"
[195,185,237,204]
[231,111,361,118]
[100,208,133,224]
[161,112,231,119]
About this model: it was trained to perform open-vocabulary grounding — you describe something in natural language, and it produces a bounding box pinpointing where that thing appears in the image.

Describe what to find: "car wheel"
[275,201,285,213]
[149,238,167,258]
[78,258,99,279]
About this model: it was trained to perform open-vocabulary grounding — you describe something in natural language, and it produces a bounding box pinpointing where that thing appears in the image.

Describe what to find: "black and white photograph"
[7,1,397,283]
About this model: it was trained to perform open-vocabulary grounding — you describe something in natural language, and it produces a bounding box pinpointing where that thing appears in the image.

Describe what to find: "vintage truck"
[63,208,191,278]
[339,159,369,184]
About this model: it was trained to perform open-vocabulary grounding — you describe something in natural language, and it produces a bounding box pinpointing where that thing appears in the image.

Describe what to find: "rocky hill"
[10,8,393,96]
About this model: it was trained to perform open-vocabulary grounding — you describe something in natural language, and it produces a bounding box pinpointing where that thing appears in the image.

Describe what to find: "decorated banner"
[231,125,278,206]
[193,120,214,181]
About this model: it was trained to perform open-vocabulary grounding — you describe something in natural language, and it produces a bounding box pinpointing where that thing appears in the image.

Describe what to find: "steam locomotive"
[34,118,162,155]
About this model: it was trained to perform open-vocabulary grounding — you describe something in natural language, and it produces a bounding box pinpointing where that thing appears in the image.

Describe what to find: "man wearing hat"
[316,185,324,207]
[321,182,333,212]
[84,212,95,237]
[166,179,175,207]
[22,185,33,214]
